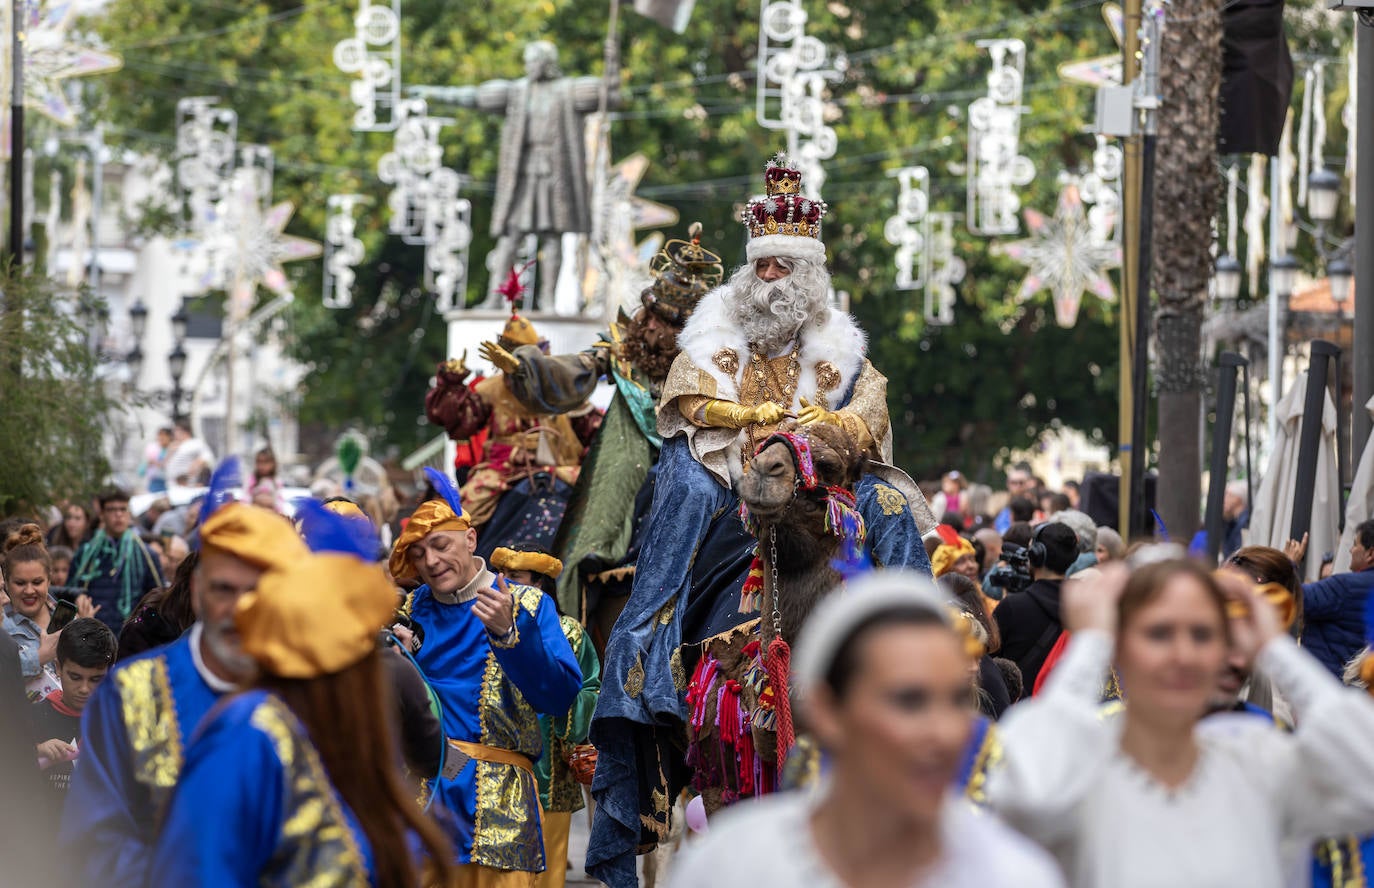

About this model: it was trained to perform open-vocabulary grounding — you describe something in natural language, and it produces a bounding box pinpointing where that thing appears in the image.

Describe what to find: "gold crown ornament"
[641,222,725,325]
[742,153,829,264]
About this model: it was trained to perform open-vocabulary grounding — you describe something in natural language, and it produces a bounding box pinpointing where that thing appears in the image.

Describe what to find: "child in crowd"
[48,546,74,590]
[31,618,118,806]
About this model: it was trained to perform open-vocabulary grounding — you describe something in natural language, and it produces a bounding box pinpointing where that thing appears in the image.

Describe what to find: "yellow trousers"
[533,811,572,888]
[451,864,537,888]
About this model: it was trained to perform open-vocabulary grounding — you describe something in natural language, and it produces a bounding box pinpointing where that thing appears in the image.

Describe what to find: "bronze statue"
[412,41,618,309]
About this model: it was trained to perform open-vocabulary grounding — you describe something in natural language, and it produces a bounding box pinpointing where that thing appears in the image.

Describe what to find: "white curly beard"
[724,259,832,355]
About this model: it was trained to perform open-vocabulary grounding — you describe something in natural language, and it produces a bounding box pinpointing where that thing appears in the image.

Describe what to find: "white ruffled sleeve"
[1247,636,1374,840]
[986,630,1120,846]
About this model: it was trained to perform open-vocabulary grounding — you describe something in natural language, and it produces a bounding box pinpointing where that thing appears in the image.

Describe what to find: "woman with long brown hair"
[150,541,456,885]
[989,560,1374,888]
[3,524,98,700]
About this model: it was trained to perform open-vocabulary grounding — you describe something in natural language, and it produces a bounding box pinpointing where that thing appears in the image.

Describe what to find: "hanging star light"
[213,176,323,320]
[2,0,122,148]
[998,184,1121,328]
[584,152,680,312]
[1057,2,1125,88]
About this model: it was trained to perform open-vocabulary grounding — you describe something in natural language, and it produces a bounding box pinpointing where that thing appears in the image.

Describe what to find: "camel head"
[737,422,865,527]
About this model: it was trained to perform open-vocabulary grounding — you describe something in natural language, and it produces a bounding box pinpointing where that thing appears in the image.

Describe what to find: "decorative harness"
[738,431,866,614]
[733,431,867,769]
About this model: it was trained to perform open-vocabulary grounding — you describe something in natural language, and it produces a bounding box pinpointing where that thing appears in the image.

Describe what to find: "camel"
[683,422,867,813]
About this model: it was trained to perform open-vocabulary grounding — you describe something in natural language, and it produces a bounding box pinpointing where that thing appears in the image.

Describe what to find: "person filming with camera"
[994,522,1080,692]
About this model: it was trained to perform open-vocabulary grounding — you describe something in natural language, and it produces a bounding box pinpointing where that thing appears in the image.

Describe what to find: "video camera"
[985,543,1033,596]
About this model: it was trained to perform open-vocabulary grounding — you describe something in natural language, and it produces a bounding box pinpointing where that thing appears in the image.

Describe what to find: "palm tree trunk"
[1151,0,1223,541]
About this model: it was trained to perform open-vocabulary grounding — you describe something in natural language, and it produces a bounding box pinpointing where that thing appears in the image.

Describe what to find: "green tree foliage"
[0,266,117,516]
[89,0,1131,476]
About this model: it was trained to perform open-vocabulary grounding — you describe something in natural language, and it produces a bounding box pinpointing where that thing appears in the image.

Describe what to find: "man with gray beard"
[61,499,306,886]
[587,155,936,888]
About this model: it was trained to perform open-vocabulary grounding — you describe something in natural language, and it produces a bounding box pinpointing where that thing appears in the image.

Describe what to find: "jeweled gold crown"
[641,222,725,325]
[742,153,828,241]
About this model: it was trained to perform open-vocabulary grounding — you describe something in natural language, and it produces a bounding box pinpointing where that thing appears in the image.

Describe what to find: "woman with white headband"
[668,571,1064,888]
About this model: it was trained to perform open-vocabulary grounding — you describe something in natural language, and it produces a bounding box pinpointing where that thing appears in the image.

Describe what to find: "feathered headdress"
[294,497,380,561]
[424,466,463,516]
[494,260,537,309]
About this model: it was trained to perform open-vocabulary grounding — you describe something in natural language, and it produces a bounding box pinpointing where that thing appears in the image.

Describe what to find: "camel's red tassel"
[765,636,795,767]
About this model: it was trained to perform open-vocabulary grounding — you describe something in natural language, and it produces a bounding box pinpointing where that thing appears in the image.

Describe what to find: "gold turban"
[236,554,397,679]
[201,503,308,572]
[388,499,472,580]
[498,313,540,348]
[323,499,366,520]
[931,536,977,578]
[490,546,563,579]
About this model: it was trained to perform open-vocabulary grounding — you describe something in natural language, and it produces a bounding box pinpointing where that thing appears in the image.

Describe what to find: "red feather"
[495,260,537,307]
[936,523,963,547]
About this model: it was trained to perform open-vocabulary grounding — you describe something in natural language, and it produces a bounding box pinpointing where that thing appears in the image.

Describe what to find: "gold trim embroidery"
[656,599,676,627]
[962,724,1002,806]
[625,653,646,698]
[117,656,183,803]
[712,348,739,376]
[874,484,906,517]
[669,648,687,693]
[250,695,369,886]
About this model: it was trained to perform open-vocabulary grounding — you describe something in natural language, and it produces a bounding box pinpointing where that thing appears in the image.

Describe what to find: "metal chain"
[769,524,782,639]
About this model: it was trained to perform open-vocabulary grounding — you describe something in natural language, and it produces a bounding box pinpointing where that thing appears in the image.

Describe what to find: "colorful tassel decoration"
[765,636,795,768]
[739,551,765,613]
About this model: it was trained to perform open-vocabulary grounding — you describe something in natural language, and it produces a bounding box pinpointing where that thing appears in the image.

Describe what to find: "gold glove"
[797,397,840,427]
[478,340,519,375]
[701,399,786,429]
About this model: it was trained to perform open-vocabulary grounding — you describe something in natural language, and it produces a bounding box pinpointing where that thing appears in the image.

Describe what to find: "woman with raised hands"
[988,559,1374,888]
[668,570,1064,888]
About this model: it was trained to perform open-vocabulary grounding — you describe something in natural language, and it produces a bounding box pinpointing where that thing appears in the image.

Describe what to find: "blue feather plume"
[294,498,380,561]
[830,515,872,581]
[202,456,242,522]
[1151,509,1170,542]
[424,466,464,516]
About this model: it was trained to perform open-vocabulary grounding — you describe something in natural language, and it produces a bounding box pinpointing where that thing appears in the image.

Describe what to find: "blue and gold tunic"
[150,690,374,886]
[411,569,581,872]
[60,628,223,886]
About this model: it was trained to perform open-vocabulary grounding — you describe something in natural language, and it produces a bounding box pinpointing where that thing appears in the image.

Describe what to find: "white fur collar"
[678,284,866,407]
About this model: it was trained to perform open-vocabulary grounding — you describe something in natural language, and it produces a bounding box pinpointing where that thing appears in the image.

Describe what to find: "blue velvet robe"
[150,690,375,886]
[587,435,933,887]
[411,578,580,872]
[60,631,223,886]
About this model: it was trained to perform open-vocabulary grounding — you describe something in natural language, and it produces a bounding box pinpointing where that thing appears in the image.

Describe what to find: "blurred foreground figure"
[988,561,1374,887]
[150,508,455,886]
[668,571,1064,888]
[61,497,305,885]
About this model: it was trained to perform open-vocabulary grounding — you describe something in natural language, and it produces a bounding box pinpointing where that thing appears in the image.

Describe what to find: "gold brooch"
[713,348,740,376]
[815,361,841,392]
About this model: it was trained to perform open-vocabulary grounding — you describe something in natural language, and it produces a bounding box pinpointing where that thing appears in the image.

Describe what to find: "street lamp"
[1215,255,1242,302]
[129,299,149,342]
[1270,254,1300,300]
[168,343,188,383]
[125,344,144,384]
[171,301,190,342]
[1308,168,1343,225]
[1329,257,1354,307]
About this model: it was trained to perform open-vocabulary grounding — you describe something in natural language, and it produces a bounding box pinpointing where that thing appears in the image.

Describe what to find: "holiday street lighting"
[1214,255,1242,303]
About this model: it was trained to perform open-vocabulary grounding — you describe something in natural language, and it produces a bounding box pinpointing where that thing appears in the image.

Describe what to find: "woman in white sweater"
[988,558,1374,888]
[668,571,1065,888]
